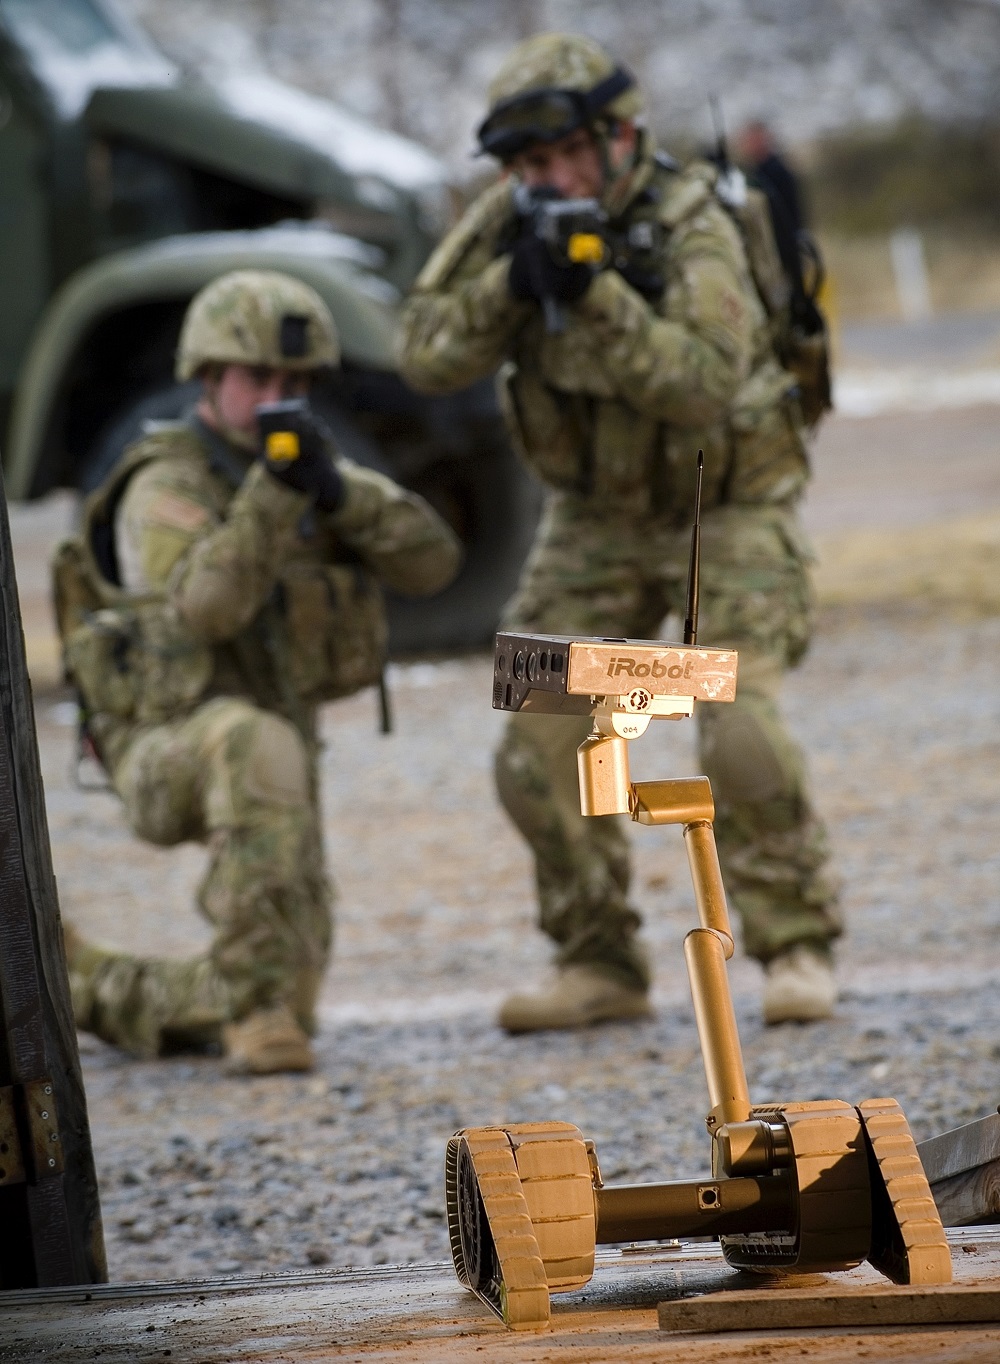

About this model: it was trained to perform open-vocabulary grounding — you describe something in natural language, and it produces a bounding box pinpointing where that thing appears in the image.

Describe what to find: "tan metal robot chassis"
[445,631,952,1331]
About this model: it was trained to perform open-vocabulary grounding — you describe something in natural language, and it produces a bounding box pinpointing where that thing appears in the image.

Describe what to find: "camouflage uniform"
[67,273,461,1059]
[399,37,840,995]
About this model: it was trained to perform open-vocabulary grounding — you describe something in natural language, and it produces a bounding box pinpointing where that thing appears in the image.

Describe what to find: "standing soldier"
[59,270,461,1074]
[399,33,840,1032]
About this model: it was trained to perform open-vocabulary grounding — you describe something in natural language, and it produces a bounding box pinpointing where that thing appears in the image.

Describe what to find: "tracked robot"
[444,456,951,1329]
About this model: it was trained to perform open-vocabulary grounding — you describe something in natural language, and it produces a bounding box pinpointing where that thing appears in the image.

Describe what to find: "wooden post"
[0,465,106,1287]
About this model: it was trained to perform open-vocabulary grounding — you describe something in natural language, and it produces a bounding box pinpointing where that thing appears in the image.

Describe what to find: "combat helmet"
[477,32,642,162]
[176,270,339,382]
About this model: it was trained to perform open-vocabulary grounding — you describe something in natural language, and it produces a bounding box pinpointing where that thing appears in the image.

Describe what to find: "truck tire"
[384,443,542,653]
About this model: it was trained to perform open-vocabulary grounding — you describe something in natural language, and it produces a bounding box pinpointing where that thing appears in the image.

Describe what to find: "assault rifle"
[512,183,608,334]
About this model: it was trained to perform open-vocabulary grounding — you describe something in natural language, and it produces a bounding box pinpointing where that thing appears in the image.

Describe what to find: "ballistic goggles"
[476,66,634,160]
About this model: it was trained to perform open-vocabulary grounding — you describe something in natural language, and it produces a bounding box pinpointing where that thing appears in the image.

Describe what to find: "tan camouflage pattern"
[486,32,644,123]
[113,426,459,704]
[69,420,460,1055]
[71,697,328,1056]
[64,598,213,726]
[175,270,340,381]
[400,158,807,524]
[495,496,841,985]
[399,101,836,986]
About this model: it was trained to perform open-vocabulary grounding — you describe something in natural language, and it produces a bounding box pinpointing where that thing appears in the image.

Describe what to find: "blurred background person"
[735,117,806,239]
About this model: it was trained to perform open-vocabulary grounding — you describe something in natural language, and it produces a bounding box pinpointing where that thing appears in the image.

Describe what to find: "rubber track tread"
[445,1128,549,1330]
[501,1122,597,1293]
[858,1097,952,1285]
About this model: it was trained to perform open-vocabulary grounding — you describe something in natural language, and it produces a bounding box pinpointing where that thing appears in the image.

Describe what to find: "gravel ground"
[11,365,1000,1286]
[33,598,1000,1284]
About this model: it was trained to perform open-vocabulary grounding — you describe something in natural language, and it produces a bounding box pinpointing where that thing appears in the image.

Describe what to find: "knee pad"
[699,694,805,808]
[201,703,312,829]
[495,717,551,837]
[241,712,310,808]
[495,712,591,837]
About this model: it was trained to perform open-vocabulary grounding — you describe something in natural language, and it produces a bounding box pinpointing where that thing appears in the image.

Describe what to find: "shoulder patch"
[144,489,212,534]
[720,290,747,328]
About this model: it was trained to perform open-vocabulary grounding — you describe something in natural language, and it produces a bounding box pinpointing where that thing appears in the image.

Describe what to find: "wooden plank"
[919,1113,1000,1184]
[2,1231,1000,1362]
[0,465,105,1287]
[933,1159,1000,1227]
[659,1283,1000,1333]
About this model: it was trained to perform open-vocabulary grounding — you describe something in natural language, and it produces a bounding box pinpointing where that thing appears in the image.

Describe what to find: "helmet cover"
[176,270,340,381]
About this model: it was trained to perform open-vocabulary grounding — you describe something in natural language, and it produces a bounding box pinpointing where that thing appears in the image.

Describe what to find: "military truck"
[0,0,539,649]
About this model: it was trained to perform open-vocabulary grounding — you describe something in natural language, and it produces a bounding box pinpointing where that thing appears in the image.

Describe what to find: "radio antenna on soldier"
[683,451,704,647]
[709,94,729,170]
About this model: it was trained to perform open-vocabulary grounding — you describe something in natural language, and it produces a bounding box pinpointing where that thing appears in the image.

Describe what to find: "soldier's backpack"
[51,445,214,735]
[710,161,832,427]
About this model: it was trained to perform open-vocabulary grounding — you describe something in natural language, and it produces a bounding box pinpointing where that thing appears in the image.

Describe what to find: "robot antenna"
[683,451,704,647]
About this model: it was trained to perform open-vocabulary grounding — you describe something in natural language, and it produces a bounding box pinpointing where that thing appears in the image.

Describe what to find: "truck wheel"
[383,442,542,655]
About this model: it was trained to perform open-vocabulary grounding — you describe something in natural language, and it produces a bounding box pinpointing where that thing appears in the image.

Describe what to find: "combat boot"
[498,965,653,1034]
[762,945,837,1025]
[291,966,325,1037]
[222,1004,315,1075]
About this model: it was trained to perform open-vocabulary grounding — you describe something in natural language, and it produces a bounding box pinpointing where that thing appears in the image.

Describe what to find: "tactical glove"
[508,232,594,305]
[256,400,344,513]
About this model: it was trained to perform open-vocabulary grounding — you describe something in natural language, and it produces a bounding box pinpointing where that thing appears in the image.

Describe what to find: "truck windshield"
[1,0,123,54]
[0,0,171,116]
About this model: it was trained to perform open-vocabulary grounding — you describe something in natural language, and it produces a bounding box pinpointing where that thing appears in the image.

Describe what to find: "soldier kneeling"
[57,270,461,1074]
